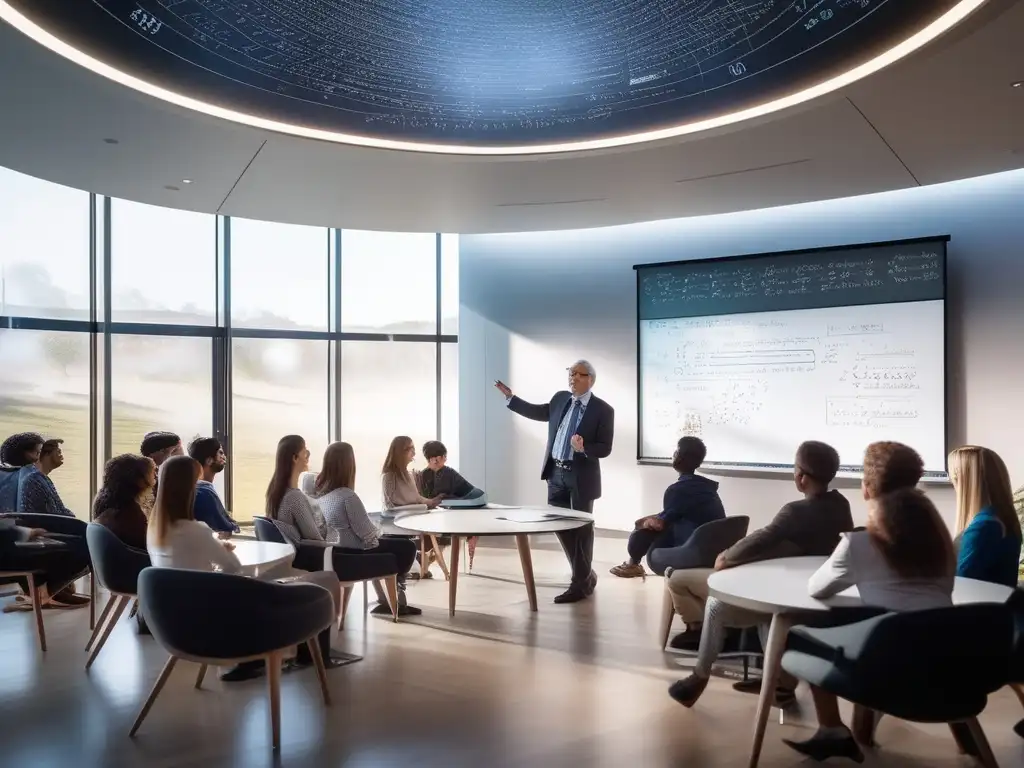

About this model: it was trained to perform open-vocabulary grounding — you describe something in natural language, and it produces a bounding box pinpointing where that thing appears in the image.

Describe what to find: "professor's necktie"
[557,399,582,461]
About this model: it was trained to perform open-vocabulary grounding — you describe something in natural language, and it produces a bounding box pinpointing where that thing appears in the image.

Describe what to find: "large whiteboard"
[639,300,945,472]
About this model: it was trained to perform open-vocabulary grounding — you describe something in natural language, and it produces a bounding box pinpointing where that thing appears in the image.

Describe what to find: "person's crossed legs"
[668,596,773,707]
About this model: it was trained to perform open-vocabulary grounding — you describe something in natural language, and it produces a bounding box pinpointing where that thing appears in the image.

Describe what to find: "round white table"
[707,556,1015,768]
[393,507,591,614]
[230,540,295,578]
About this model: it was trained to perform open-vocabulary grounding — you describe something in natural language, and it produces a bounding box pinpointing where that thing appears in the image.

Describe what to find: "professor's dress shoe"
[554,572,598,604]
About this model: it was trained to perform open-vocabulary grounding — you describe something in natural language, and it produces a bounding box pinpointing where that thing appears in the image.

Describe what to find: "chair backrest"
[138,567,334,660]
[844,604,1014,696]
[687,516,750,564]
[252,516,287,544]
[86,523,151,595]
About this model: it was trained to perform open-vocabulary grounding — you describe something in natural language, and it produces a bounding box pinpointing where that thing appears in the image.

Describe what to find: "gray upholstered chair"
[130,567,334,751]
[659,515,750,649]
[252,515,399,625]
[782,604,1015,767]
[84,523,151,669]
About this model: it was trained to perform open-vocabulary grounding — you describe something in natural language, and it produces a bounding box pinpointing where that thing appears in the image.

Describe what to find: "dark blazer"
[508,391,614,501]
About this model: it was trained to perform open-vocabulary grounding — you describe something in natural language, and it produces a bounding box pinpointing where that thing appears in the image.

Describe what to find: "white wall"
[459,169,1024,533]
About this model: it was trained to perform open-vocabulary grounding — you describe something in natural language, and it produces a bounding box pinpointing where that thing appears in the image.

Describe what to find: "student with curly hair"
[93,454,157,551]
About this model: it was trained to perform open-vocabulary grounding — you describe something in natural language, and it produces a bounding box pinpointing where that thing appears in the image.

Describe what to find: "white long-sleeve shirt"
[808,531,953,612]
[147,520,242,574]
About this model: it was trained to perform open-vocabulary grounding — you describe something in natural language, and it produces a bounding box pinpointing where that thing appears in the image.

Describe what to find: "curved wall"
[458,168,1024,533]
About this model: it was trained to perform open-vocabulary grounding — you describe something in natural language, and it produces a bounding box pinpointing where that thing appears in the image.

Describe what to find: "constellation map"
[11,0,958,146]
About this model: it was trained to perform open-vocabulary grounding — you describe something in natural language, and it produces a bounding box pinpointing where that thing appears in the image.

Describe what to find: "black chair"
[84,523,150,669]
[659,516,750,649]
[253,516,399,625]
[4,512,96,628]
[782,604,1015,767]
[130,567,333,751]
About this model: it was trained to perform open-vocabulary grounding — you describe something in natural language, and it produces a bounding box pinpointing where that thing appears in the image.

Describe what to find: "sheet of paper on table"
[494,510,582,523]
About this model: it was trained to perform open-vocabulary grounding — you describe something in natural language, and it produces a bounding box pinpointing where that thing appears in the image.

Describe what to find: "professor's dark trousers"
[546,465,594,588]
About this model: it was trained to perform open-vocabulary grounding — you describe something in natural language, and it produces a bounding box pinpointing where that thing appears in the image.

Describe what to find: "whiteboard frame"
[633,234,951,474]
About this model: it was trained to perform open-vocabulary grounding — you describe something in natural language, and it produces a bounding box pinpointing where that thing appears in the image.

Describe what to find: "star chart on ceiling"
[11,0,958,146]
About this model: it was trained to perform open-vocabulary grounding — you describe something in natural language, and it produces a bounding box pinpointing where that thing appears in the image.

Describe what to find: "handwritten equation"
[640,299,945,465]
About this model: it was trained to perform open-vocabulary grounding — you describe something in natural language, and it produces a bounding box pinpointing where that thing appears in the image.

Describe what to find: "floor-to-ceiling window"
[0,165,458,521]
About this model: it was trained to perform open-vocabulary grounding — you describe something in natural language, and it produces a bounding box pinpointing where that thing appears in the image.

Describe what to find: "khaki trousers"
[666,567,715,624]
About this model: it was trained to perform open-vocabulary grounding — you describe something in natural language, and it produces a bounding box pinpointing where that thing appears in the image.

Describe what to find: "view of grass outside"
[0,165,458,526]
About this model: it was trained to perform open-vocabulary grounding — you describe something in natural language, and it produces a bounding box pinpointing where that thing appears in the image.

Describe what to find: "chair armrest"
[9,513,86,537]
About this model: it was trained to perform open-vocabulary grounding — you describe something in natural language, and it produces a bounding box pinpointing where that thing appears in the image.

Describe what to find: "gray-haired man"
[495,360,615,603]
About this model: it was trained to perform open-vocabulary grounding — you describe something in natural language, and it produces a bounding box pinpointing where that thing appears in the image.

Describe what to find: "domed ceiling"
[7,0,971,150]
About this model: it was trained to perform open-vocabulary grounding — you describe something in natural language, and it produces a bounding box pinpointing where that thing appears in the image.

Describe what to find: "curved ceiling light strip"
[0,0,990,157]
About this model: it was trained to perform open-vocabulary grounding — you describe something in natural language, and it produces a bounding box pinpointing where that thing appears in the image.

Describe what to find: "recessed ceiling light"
[103,138,119,144]
[0,0,994,155]
[1013,81,1023,88]
[164,184,180,191]
[181,179,192,184]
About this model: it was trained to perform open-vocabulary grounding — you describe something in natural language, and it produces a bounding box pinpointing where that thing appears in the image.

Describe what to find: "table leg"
[449,535,461,616]
[516,534,538,612]
[431,535,451,581]
[419,535,428,579]
[747,612,792,768]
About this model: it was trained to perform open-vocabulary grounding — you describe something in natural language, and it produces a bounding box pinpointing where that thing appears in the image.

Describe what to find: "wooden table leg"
[747,612,792,768]
[448,535,461,616]
[516,534,538,612]
[431,535,451,581]
[419,535,428,579]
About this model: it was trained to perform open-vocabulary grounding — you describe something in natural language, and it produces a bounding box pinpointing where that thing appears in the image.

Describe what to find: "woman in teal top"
[948,446,1022,587]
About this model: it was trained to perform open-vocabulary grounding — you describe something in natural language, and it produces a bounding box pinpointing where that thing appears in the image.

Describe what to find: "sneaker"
[669,628,702,651]
[668,674,710,708]
[220,660,265,682]
[609,562,645,579]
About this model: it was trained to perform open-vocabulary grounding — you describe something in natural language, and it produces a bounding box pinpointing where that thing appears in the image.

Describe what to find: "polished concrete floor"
[1,539,1022,768]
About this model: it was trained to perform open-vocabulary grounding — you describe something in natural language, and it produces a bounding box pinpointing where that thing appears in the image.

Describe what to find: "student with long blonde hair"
[147,455,240,573]
[948,445,1022,587]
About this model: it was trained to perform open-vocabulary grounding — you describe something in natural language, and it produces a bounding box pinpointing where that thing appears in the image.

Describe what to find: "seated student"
[311,441,421,616]
[266,435,377,641]
[0,517,91,612]
[783,487,955,762]
[948,445,1022,587]
[268,435,339,553]
[381,436,443,510]
[93,455,157,551]
[381,436,445,577]
[666,441,853,650]
[149,455,343,682]
[610,437,724,578]
[18,438,74,517]
[668,440,922,710]
[0,433,45,513]
[418,441,483,501]
[187,437,239,539]
[138,432,182,516]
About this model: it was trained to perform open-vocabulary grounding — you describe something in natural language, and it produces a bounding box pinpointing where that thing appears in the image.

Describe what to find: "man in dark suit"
[495,360,614,603]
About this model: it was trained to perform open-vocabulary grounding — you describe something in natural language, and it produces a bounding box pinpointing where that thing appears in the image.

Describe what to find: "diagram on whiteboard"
[639,300,944,470]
